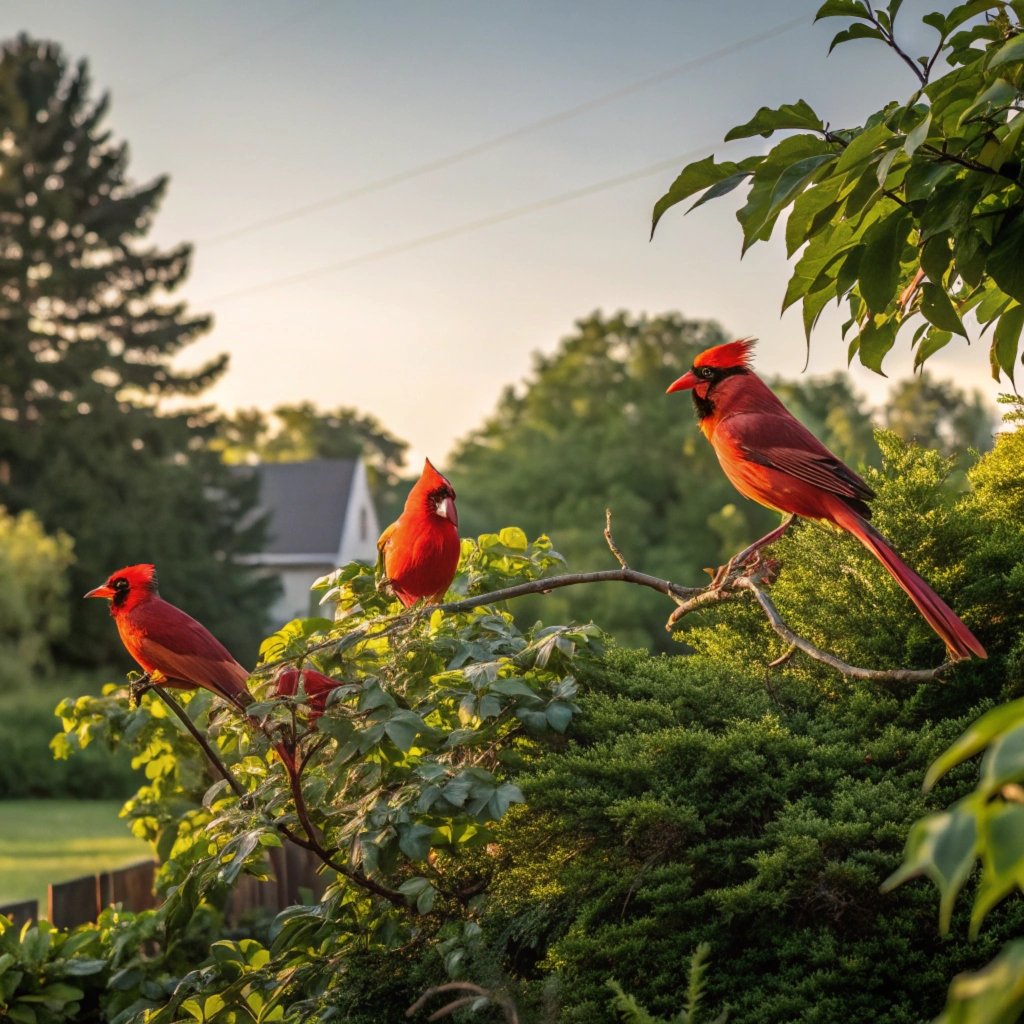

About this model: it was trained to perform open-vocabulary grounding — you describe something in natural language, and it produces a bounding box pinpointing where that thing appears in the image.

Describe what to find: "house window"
[360,506,368,541]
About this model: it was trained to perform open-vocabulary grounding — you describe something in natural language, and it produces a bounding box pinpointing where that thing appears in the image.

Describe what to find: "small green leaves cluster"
[0,918,104,1024]
[0,906,192,1024]
[885,696,1024,1022]
[50,530,604,1020]
[456,528,567,595]
[652,0,1024,381]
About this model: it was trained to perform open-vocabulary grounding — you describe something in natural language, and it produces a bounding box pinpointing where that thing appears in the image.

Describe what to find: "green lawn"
[0,800,152,910]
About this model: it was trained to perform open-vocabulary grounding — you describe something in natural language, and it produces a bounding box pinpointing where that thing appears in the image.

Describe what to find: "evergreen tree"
[0,35,275,666]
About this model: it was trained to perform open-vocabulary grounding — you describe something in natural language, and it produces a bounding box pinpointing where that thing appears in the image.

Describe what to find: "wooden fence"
[0,843,326,930]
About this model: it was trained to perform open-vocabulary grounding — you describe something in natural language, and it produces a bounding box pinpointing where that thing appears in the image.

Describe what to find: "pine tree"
[0,35,276,666]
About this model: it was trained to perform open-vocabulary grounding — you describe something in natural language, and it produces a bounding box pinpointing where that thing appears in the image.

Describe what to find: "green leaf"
[545,702,574,733]
[651,156,749,237]
[814,0,870,19]
[489,782,525,819]
[925,697,1024,790]
[785,180,843,256]
[971,803,1024,935]
[992,305,1024,384]
[905,160,958,202]
[737,137,832,250]
[724,99,825,141]
[60,958,108,977]
[904,112,932,156]
[803,285,837,342]
[828,22,885,52]
[920,283,967,336]
[954,227,987,288]
[398,875,437,914]
[834,121,894,177]
[498,526,528,551]
[989,29,1024,67]
[882,803,979,933]
[937,939,1024,1023]
[856,319,899,373]
[980,723,1024,797]
[858,208,913,312]
[921,234,951,282]
[988,212,1024,303]
[914,329,953,369]
[489,677,539,700]
[959,78,1019,125]
[384,710,423,752]
[397,823,436,860]
[686,170,752,213]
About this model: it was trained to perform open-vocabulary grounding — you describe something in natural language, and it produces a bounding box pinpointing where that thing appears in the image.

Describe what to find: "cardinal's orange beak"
[83,584,115,599]
[666,371,699,393]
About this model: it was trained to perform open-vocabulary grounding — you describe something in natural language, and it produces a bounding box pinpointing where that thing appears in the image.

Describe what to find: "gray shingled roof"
[244,459,357,557]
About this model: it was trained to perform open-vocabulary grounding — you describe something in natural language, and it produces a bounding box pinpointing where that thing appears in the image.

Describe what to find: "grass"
[0,800,152,910]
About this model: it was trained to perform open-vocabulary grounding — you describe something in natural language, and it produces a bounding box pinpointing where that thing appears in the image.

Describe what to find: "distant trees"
[214,402,408,482]
[0,35,275,665]
[0,508,72,690]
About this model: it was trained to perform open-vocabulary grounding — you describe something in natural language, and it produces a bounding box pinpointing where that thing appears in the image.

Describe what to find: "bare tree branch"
[407,982,520,1023]
[146,682,247,799]
[734,575,958,683]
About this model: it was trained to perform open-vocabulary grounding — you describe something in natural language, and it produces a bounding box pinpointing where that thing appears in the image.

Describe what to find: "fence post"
[48,875,100,929]
[98,860,158,914]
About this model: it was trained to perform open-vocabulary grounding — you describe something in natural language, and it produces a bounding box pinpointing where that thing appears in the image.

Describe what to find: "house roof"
[242,458,358,559]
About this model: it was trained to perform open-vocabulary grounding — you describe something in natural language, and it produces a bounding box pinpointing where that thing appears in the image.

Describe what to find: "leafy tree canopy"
[213,402,408,486]
[0,35,275,665]
[652,0,1024,383]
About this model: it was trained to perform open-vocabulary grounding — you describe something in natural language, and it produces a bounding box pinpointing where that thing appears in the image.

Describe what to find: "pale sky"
[2,1,1005,466]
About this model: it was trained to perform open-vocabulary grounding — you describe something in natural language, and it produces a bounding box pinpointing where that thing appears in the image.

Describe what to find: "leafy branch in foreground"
[652,0,1024,382]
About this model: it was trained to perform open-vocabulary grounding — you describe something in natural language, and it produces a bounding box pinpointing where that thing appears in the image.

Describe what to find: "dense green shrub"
[414,431,1024,1023]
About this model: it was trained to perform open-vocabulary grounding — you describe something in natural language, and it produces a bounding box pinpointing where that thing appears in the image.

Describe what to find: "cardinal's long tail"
[830,504,986,661]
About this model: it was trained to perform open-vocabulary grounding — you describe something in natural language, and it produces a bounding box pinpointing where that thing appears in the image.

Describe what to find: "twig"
[734,575,958,683]
[147,683,246,800]
[407,982,520,1024]
[439,567,700,615]
[768,643,799,669]
[603,508,628,567]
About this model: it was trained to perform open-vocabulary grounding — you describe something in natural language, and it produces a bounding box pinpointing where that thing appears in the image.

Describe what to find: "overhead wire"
[121,0,334,105]
[201,144,715,304]
[198,14,805,249]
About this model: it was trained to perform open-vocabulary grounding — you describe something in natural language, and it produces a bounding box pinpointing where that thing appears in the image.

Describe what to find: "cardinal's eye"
[113,577,129,592]
[697,366,715,380]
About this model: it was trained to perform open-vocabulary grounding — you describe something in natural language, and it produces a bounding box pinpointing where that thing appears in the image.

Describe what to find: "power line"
[201,145,714,305]
[199,14,804,249]
[121,0,334,105]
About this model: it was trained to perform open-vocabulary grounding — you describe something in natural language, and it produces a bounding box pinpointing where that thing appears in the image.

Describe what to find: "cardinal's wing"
[132,599,251,704]
[725,412,874,503]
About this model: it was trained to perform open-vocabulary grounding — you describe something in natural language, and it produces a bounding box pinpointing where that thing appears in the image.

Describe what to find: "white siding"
[337,459,381,565]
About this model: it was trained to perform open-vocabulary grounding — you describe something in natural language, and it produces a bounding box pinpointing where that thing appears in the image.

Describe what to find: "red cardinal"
[273,667,341,723]
[85,564,254,710]
[272,667,342,771]
[666,339,986,661]
[377,458,460,606]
